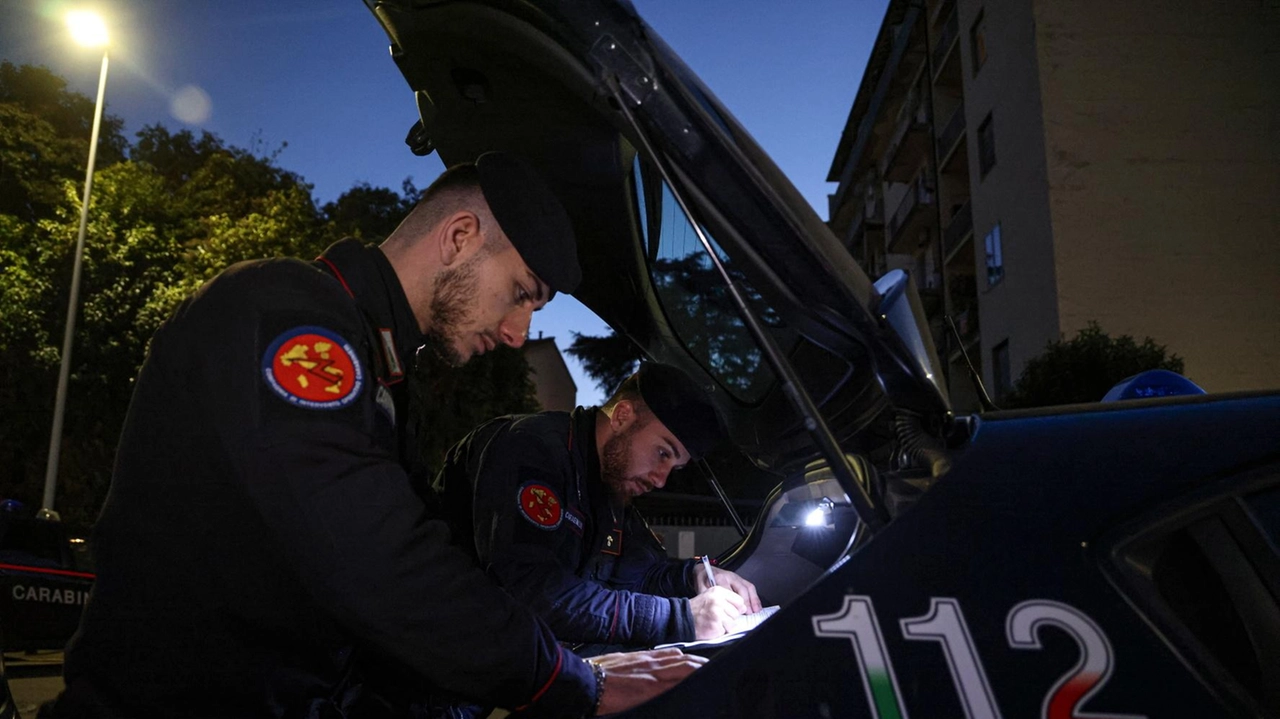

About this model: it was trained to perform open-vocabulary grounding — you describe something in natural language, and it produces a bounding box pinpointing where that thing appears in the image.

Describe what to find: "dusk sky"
[3,0,888,405]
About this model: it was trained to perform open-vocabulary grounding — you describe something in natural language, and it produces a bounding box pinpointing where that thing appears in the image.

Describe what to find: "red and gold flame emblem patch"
[518,482,563,530]
[262,326,363,409]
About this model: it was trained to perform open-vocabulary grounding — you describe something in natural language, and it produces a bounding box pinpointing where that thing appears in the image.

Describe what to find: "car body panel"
[628,392,1280,717]
[0,513,94,651]
[363,1,1280,716]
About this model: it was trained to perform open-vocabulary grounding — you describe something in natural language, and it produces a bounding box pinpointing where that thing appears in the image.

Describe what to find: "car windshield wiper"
[607,75,889,534]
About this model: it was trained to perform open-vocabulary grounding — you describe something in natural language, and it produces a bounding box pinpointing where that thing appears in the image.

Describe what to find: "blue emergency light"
[1101,369,1206,402]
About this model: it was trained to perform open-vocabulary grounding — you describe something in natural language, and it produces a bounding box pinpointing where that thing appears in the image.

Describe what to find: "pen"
[701,555,717,587]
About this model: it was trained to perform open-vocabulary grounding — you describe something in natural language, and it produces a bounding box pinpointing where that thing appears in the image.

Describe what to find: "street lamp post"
[40,10,111,522]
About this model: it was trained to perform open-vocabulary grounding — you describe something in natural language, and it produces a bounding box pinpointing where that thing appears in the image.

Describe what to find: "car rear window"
[632,157,781,403]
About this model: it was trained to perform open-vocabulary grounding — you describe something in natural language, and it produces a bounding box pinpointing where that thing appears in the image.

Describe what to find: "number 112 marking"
[812,596,1145,719]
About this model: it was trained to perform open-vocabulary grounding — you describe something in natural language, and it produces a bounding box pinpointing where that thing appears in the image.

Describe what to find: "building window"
[992,340,1011,401]
[984,222,1004,286]
[970,10,988,75]
[977,113,996,177]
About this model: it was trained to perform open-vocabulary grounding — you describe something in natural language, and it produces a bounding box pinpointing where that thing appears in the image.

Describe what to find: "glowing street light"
[66,10,109,48]
[40,9,112,521]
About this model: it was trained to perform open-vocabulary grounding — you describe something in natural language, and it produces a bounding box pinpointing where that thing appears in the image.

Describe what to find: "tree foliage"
[0,62,127,222]
[566,330,643,396]
[321,178,420,243]
[1,123,325,525]
[567,251,779,397]
[0,63,534,526]
[410,344,540,474]
[1002,321,1185,409]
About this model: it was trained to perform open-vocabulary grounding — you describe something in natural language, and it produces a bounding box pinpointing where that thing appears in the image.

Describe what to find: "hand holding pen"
[695,555,762,613]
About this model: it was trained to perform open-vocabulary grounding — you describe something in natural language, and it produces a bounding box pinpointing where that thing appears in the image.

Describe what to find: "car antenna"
[606,75,888,533]
[944,314,999,412]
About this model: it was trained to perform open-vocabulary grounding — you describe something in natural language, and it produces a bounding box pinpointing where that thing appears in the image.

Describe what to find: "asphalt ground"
[3,654,514,719]
[5,651,64,717]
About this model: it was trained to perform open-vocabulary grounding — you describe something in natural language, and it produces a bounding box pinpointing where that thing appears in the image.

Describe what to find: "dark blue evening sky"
[3,0,887,404]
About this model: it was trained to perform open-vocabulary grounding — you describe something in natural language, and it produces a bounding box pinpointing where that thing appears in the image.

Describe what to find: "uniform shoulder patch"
[517,481,563,530]
[262,325,364,409]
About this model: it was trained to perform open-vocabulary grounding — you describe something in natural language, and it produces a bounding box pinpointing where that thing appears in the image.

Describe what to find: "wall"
[1035,0,1280,391]
[958,0,1063,392]
[524,338,578,411]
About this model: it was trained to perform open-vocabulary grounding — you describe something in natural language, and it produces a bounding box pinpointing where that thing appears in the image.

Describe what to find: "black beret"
[475,152,582,297]
[633,362,724,460]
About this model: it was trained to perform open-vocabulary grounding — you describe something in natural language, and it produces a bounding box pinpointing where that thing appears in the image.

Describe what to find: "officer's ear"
[610,400,637,432]
[437,210,483,267]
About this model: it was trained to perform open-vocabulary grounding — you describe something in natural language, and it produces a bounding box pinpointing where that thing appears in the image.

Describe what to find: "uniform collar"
[569,406,600,485]
[573,406,630,523]
[314,238,425,371]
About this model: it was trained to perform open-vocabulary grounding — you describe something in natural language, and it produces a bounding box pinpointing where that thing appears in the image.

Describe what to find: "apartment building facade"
[827,0,1280,411]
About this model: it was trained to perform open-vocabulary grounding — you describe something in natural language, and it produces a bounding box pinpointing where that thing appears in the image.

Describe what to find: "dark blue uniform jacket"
[434,408,697,648]
[56,239,594,718]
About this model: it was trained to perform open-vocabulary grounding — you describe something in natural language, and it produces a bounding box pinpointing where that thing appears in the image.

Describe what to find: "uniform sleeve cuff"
[514,646,596,719]
[681,558,699,597]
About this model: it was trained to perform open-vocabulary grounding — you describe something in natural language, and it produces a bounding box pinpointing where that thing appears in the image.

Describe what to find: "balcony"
[936,102,966,170]
[943,200,973,260]
[932,9,959,76]
[848,207,885,265]
[887,175,937,252]
[944,269,979,351]
[952,305,980,345]
[879,98,932,184]
[919,284,944,317]
[861,193,886,230]
[850,225,886,271]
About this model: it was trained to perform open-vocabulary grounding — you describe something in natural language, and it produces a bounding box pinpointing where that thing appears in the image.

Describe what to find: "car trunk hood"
[367,0,949,480]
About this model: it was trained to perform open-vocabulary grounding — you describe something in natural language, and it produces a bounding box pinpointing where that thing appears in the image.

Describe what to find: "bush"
[1002,321,1185,408]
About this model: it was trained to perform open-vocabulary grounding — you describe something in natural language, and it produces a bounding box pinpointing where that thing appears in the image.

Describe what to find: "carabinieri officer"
[434,362,762,652]
[53,154,702,719]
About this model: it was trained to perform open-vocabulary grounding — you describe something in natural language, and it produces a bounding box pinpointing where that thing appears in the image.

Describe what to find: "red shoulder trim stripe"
[0,562,95,580]
[317,257,356,298]
[516,644,564,711]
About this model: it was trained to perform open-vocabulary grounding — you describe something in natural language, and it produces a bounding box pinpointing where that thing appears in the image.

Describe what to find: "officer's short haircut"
[407,164,508,254]
[601,372,652,424]
[401,153,581,297]
[603,363,723,458]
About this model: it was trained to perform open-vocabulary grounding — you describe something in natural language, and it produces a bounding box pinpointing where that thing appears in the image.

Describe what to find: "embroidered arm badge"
[262,326,364,409]
[517,482,564,530]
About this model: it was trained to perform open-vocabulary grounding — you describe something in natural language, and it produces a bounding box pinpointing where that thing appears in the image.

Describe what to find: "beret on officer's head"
[475,151,582,298]
[632,362,725,460]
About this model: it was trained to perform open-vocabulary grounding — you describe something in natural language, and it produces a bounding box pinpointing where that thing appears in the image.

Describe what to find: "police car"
[0,503,94,652]
[362,1,1280,716]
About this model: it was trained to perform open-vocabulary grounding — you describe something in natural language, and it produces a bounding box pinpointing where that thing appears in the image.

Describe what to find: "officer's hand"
[693,564,762,614]
[590,647,706,715]
[690,585,746,639]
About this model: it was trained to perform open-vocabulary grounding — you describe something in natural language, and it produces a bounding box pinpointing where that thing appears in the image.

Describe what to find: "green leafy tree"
[0,61,127,222]
[0,77,326,524]
[1002,321,1185,409]
[410,345,540,476]
[0,63,538,525]
[566,330,642,395]
[567,252,779,397]
[321,178,420,243]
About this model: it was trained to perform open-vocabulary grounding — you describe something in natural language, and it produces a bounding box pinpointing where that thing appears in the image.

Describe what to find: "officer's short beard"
[425,254,480,367]
[600,416,649,505]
